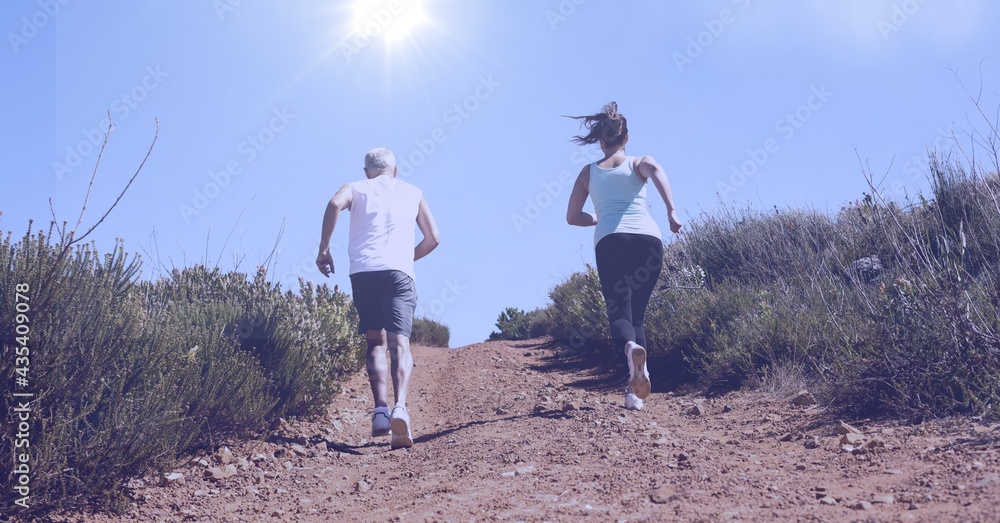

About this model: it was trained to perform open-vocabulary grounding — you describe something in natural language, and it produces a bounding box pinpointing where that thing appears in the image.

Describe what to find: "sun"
[350,0,428,44]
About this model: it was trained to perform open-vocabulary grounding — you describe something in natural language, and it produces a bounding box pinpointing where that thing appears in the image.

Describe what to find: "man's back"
[348,176,423,281]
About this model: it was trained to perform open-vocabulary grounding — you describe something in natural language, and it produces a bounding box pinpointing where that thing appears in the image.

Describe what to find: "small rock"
[835,421,862,435]
[804,436,820,449]
[976,473,1000,489]
[765,414,782,423]
[840,433,866,446]
[195,458,210,467]
[884,469,903,475]
[238,457,251,470]
[296,434,309,446]
[515,465,535,475]
[501,471,516,477]
[282,461,293,471]
[722,405,732,413]
[819,496,837,506]
[269,418,287,431]
[685,404,705,416]
[161,472,185,486]
[224,464,238,478]
[215,446,234,465]
[495,407,508,415]
[848,500,873,511]
[290,444,309,457]
[779,433,794,442]
[872,494,894,505]
[562,400,580,411]
[270,508,285,517]
[204,468,227,482]
[354,480,371,492]
[908,503,921,510]
[790,390,817,406]
[650,484,677,504]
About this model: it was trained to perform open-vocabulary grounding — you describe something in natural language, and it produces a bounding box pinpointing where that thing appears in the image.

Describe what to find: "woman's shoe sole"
[628,346,651,399]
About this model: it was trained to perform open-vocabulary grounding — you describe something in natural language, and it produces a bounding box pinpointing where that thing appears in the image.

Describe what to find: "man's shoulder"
[394,178,423,196]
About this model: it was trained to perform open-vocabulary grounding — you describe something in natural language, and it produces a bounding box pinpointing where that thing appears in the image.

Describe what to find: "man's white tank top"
[348,175,422,280]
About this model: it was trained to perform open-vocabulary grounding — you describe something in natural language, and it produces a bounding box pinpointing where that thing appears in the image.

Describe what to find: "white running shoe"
[625,392,644,411]
[626,342,651,399]
[390,405,413,449]
[371,406,391,437]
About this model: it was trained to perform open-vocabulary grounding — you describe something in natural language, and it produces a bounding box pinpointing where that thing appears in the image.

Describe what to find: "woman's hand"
[668,209,683,234]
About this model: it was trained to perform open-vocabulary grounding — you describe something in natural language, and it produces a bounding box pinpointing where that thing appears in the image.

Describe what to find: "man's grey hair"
[364,147,396,171]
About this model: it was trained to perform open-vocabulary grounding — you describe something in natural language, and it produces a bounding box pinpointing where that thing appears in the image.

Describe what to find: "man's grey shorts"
[349,270,417,337]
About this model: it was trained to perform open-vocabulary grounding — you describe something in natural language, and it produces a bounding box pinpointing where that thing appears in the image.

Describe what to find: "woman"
[565,101,683,411]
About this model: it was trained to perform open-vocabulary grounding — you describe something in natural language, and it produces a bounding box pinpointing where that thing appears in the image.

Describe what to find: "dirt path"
[52,339,999,522]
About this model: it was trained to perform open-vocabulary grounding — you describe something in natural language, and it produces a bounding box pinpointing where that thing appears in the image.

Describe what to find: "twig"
[38,117,159,292]
[73,118,158,244]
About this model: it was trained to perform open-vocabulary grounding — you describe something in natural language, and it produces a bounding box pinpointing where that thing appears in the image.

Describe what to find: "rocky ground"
[40,338,1000,522]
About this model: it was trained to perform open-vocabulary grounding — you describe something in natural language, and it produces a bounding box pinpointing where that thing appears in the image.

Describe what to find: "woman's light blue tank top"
[589,156,662,246]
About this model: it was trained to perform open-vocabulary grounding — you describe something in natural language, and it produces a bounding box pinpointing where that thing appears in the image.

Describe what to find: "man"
[316,147,440,449]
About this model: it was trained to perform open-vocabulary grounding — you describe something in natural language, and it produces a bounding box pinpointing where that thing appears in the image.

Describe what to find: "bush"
[410,317,449,347]
[0,222,365,516]
[542,264,608,345]
[488,307,545,341]
[529,155,1000,420]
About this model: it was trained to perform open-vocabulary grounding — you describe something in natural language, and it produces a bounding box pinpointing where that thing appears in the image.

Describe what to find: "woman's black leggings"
[594,233,664,350]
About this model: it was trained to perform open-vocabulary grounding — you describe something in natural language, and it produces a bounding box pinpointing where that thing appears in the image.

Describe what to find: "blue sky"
[3,0,999,347]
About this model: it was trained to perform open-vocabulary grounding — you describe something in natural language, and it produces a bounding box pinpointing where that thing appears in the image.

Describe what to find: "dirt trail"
[52,339,999,522]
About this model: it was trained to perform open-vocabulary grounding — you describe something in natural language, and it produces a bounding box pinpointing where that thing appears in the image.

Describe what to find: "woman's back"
[588,156,661,246]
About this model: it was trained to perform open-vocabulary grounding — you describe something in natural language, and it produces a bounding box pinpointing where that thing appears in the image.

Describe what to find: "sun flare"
[350,0,428,44]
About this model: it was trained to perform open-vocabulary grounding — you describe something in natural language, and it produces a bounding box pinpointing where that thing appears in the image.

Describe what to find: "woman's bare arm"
[637,156,682,233]
[566,165,597,227]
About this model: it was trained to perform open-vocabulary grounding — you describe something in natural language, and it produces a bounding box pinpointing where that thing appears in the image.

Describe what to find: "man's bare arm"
[414,197,441,261]
[316,184,352,277]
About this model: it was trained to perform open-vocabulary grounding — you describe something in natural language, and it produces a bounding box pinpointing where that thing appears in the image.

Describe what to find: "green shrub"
[487,307,545,341]
[0,222,365,517]
[533,156,1000,420]
[542,264,608,346]
[410,317,450,347]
